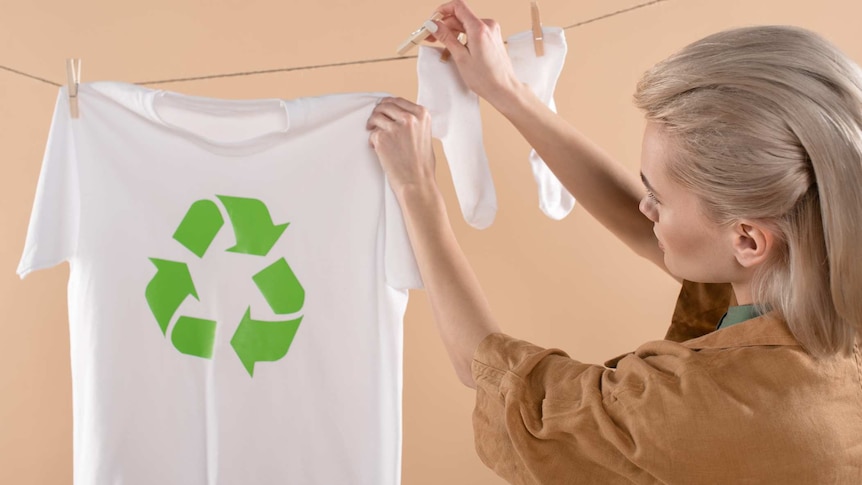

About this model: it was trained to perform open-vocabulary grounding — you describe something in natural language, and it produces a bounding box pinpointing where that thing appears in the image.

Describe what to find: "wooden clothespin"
[531,2,545,57]
[66,58,82,119]
[397,12,445,55]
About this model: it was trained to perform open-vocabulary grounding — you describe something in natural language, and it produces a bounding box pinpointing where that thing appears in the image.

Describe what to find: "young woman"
[366,0,862,482]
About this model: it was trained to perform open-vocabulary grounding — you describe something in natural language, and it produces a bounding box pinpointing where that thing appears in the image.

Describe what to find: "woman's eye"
[647,191,659,203]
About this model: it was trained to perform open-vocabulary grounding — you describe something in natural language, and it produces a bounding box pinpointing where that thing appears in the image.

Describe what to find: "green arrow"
[216,196,288,256]
[172,199,224,258]
[252,258,305,315]
[145,259,199,335]
[230,307,302,377]
[171,316,217,358]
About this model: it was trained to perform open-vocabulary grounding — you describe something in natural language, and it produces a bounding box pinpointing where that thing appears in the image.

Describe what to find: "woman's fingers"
[379,97,428,120]
[366,111,394,131]
[367,98,415,129]
[366,101,395,130]
[426,14,465,43]
[429,0,485,61]
[434,0,485,34]
[366,98,425,131]
[367,98,432,154]
[426,19,468,61]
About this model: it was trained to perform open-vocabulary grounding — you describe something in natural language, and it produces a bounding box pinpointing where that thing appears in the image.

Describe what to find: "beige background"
[1,0,860,483]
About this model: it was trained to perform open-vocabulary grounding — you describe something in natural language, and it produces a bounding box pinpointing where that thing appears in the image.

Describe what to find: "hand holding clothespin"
[66,58,82,119]
[410,2,546,63]
[440,2,545,62]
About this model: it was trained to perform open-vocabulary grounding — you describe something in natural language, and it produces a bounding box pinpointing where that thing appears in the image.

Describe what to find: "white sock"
[416,45,497,230]
[507,27,575,220]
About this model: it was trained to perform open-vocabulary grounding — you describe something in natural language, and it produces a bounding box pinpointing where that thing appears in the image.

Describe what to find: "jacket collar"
[680,311,799,350]
[604,312,800,368]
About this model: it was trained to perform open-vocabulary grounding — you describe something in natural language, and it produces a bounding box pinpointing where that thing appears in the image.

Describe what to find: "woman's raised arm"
[429,0,673,277]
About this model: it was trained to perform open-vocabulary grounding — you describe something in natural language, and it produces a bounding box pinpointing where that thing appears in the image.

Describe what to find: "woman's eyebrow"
[640,171,661,198]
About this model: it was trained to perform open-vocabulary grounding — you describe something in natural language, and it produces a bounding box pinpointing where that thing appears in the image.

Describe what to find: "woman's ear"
[732,220,775,268]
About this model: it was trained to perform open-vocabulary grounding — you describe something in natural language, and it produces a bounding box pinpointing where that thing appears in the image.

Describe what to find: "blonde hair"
[634,25,862,357]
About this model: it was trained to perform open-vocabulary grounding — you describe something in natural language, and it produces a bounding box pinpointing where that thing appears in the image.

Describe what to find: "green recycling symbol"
[145,195,304,377]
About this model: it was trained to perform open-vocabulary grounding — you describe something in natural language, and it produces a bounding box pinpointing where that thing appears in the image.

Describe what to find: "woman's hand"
[426,0,521,105]
[366,97,438,201]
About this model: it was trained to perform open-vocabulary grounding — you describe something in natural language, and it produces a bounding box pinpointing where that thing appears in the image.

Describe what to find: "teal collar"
[717,304,762,330]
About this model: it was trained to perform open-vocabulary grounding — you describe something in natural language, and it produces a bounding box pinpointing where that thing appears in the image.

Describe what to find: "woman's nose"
[639,195,658,222]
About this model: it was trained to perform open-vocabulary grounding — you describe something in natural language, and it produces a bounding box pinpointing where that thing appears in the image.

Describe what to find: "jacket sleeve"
[471,332,705,485]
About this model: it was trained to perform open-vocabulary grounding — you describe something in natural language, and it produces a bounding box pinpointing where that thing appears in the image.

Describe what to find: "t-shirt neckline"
[142,87,305,157]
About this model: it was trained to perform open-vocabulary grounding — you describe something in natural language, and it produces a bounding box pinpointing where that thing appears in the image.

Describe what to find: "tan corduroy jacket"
[471,281,862,484]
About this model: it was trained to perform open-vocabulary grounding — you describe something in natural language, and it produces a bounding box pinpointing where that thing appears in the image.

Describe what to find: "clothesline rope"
[0,0,665,88]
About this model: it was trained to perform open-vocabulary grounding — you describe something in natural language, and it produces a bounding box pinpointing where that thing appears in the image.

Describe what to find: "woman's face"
[638,122,739,283]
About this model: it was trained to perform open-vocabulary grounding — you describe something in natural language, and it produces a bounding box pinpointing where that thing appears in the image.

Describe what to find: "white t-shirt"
[17,82,422,485]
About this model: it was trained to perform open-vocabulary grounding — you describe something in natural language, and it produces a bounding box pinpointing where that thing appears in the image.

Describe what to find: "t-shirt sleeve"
[17,88,81,279]
[383,177,423,290]
[471,332,701,484]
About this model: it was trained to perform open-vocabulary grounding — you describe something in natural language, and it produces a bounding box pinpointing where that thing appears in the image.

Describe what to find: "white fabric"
[417,45,497,229]
[17,82,422,485]
[508,27,575,220]
[415,29,573,223]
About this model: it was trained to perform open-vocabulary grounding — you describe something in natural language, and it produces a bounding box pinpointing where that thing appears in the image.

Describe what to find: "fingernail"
[423,20,438,33]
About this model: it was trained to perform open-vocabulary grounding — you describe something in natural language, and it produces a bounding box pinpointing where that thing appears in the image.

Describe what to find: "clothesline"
[0,0,665,88]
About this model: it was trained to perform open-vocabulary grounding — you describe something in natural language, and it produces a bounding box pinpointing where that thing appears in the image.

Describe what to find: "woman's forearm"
[423,1,667,269]
[397,184,500,389]
[490,82,658,260]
